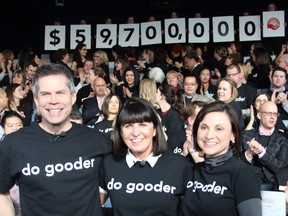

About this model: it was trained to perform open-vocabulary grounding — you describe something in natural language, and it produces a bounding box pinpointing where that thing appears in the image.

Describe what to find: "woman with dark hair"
[5,83,33,126]
[17,46,33,70]
[1,110,23,139]
[198,67,217,100]
[12,70,27,86]
[179,101,262,216]
[155,83,186,154]
[99,97,191,216]
[53,48,74,77]
[70,43,88,75]
[94,94,122,139]
[0,110,23,216]
[109,55,130,94]
[249,47,272,91]
[114,66,140,103]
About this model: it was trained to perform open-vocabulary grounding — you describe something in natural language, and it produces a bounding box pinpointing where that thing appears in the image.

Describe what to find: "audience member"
[82,76,111,126]
[76,65,105,109]
[183,75,214,106]
[155,83,186,154]
[245,92,287,133]
[0,110,23,215]
[114,66,139,103]
[5,83,33,126]
[180,101,206,164]
[217,77,245,131]
[70,43,88,75]
[266,66,288,127]
[94,94,121,139]
[139,78,159,109]
[70,109,83,124]
[93,50,110,85]
[241,101,288,189]
[197,67,217,100]
[226,64,257,121]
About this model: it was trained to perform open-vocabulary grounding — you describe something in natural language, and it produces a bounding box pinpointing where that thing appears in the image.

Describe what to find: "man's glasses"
[260,111,279,117]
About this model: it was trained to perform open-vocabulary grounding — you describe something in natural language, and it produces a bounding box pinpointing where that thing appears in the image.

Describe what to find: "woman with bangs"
[94,94,122,139]
[12,69,25,84]
[99,97,191,216]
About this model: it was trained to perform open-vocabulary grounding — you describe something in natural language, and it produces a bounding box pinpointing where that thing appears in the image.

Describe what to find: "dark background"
[1,0,287,57]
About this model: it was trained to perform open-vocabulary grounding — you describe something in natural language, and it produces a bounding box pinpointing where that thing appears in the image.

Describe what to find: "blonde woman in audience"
[93,50,110,85]
[217,77,245,131]
[166,70,183,93]
[138,48,156,79]
[238,63,255,88]
[139,78,159,109]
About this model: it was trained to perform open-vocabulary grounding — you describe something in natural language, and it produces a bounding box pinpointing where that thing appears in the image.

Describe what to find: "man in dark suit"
[82,77,110,127]
[181,51,203,78]
[241,101,288,188]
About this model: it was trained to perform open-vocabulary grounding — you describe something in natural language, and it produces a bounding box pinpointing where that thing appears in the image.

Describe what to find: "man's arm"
[0,192,15,216]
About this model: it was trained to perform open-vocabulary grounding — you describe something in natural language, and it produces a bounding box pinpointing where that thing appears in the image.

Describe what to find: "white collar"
[126,150,161,168]
[259,126,275,136]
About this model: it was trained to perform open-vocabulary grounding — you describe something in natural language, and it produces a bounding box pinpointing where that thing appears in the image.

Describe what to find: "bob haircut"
[113,97,167,157]
[192,101,241,156]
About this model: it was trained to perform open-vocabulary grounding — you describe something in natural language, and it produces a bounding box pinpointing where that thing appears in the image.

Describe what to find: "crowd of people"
[0,2,288,216]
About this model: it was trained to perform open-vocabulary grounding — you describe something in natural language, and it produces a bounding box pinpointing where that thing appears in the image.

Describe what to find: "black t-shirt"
[236,83,257,109]
[100,152,192,216]
[0,122,112,216]
[157,108,186,154]
[94,119,113,139]
[179,157,261,216]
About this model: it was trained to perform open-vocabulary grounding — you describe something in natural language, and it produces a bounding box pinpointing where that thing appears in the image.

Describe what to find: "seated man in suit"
[82,77,110,127]
[241,101,288,189]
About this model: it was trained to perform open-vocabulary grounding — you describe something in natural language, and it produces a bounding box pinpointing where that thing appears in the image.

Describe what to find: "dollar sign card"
[45,25,66,50]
